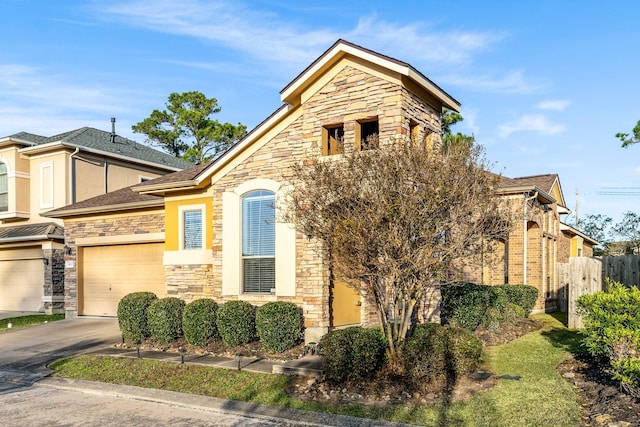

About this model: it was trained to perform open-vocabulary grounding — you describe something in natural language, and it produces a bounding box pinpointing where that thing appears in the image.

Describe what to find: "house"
[460,173,598,313]
[47,40,598,341]
[0,124,191,313]
[45,40,461,341]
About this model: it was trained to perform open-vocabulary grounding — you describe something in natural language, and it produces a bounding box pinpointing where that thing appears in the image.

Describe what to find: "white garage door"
[0,247,44,311]
[81,243,165,316]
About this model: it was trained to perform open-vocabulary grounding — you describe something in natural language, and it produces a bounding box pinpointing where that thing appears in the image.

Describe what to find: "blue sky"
[2,0,639,226]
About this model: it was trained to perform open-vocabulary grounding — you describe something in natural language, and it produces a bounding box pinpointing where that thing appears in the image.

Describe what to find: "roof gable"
[281,39,460,112]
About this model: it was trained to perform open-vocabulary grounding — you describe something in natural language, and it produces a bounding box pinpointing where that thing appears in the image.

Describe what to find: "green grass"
[50,314,584,426]
[0,314,64,332]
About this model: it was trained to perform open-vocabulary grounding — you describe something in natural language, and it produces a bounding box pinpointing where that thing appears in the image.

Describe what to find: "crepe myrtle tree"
[284,137,512,364]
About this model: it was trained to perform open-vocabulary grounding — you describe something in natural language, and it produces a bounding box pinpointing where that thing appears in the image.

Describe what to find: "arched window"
[241,190,275,293]
[0,163,7,212]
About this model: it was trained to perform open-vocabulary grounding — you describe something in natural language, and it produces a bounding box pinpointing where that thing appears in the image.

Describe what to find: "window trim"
[322,124,345,156]
[241,190,276,294]
[0,162,7,212]
[178,204,206,250]
[355,117,379,151]
[40,162,54,209]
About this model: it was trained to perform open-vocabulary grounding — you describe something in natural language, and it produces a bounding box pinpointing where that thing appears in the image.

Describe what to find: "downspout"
[68,147,80,204]
[523,191,538,285]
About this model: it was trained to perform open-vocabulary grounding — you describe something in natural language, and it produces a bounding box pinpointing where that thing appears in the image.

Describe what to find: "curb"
[36,377,416,427]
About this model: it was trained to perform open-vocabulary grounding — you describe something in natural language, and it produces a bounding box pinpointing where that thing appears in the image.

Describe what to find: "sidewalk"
[89,346,324,377]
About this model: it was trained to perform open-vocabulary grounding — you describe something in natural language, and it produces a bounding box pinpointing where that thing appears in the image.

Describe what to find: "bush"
[117,292,157,343]
[402,323,482,385]
[503,302,526,324]
[217,300,257,347]
[147,297,185,343]
[496,285,538,317]
[256,301,303,352]
[577,279,640,357]
[183,299,218,346]
[319,326,387,383]
[441,282,496,330]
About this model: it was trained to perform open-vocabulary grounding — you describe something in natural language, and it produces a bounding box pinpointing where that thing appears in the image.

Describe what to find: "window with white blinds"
[183,209,203,249]
[242,190,275,293]
[0,163,7,212]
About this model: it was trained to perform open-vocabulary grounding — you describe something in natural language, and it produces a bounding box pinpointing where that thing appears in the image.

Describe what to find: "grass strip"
[0,314,64,332]
[50,314,583,426]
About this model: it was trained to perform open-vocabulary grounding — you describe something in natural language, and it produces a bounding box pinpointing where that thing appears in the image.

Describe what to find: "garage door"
[0,247,44,311]
[81,243,165,316]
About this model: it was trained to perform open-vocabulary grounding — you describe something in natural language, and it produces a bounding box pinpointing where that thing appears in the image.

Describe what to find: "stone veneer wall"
[202,65,442,340]
[63,210,165,316]
[43,246,65,314]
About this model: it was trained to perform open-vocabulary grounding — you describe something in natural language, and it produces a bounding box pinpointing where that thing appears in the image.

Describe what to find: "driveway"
[0,316,120,391]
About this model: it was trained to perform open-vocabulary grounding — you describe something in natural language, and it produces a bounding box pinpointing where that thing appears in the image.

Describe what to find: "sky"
[1,0,639,228]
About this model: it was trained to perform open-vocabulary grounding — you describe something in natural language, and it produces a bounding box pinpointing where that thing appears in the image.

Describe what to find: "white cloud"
[498,114,566,138]
[537,100,570,111]
[443,70,544,94]
[98,0,506,70]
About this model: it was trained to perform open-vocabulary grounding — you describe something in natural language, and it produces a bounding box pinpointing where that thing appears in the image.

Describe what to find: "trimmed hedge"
[402,323,482,385]
[441,282,539,330]
[117,292,157,342]
[256,301,303,352]
[319,326,386,383]
[183,299,218,346]
[147,297,185,343]
[217,300,256,347]
[495,284,538,317]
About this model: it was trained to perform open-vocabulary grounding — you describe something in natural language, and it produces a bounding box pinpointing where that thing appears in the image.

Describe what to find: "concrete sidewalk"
[89,346,323,377]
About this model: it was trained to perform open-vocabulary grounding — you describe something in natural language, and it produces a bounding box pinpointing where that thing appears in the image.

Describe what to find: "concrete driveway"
[0,316,120,391]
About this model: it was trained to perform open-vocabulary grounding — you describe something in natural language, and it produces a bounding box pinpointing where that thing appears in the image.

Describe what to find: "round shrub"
[216,300,256,347]
[319,326,386,383]
[183,299,218,346]
[441,282,495,330]
[402,323,482,386]
[117,292,157,343]
[496,285,539,317]
[256,301,303,352]
[147,297,185,343]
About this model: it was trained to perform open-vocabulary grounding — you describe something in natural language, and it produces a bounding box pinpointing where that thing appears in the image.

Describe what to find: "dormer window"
[0,163,7,212]
[356,118,379,151]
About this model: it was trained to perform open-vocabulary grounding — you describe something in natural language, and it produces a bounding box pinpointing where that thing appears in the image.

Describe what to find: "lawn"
[50,313,583,427]
[0,314,65,332]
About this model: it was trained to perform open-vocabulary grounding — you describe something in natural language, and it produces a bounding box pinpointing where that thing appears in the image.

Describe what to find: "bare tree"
[285,138,512,364]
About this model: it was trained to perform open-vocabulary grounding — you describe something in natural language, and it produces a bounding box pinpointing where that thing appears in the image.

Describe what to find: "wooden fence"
[602,255,640,287]
[559,257,603,329]
[560,255,640,328]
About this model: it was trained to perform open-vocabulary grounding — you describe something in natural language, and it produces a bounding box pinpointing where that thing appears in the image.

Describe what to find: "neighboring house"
[0,125,190,313]
[461,173,598,313]
[45,40,460,341]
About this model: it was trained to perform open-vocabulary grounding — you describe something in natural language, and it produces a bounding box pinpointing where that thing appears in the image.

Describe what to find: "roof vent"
[110,117,116,143]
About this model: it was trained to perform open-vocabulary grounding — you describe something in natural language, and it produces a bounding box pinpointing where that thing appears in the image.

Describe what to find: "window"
[242,190,275,293]
[40,162,53,208]
[183,209,203,249]
[322,124,344,156]
[356,119,379,150]
[0,163,7,212]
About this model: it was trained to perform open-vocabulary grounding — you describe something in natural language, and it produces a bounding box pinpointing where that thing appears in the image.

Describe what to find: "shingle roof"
[44,185,163,218]
[134,160,214,188]
[0,222,64,242]
[32,127,192,170]
[7,131,49,144]
[509,174,558,193]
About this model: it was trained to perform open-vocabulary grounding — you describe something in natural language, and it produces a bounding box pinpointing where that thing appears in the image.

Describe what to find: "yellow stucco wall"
[165,193,213,251]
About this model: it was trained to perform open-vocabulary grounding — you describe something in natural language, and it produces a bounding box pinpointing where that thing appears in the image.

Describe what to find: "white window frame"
[222,178,296,297]
[178,204,206,250]
[0,162,8,212]
[40,162,54,209]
